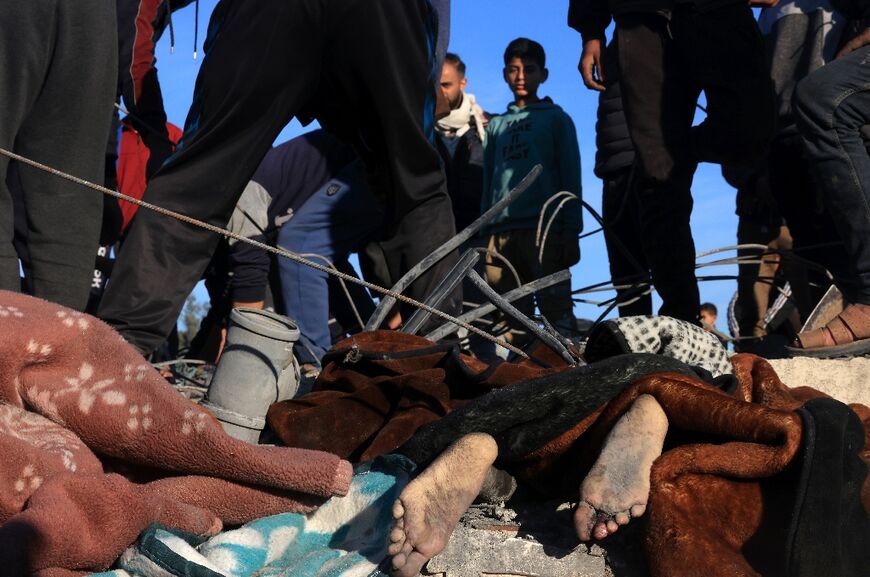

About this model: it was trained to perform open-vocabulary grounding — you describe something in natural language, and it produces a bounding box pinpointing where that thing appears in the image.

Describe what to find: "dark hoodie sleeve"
[568,0,612,44]
[832,0,870,22]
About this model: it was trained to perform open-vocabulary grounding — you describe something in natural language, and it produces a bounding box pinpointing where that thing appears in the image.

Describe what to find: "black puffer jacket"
[594,43,634,178]
[569,0,745,42]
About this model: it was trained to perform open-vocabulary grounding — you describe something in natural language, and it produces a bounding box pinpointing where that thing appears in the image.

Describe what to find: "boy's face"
[440,62,467,110]
[503,57,547,101]
[700,309,717,328]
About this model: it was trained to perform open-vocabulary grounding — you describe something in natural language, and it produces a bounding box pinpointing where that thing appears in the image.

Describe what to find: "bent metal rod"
[0,146,531,359]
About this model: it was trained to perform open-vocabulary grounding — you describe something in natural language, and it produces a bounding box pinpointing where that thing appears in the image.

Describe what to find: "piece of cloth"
[116,120,184,234]
[795,44,870,303]
[98,0,459,355]
[0,0,117,311]
[786,397,870,577]
[91,455,414,577]
[610,5,775,322]
[584,315,733,378]
[267,331,569,462]
[435,92,487,141]
[0,290,351,576]
[481,98,583,235]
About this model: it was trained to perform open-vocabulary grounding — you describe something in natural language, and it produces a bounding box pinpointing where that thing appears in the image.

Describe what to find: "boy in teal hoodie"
[482,37,582,343]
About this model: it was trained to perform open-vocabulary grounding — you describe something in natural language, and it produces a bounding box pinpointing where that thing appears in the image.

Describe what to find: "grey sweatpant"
[0,0,117,310]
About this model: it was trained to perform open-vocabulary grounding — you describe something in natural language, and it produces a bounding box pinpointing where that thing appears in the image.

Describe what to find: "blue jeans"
[277,164,383,365]
[795,46,870,303]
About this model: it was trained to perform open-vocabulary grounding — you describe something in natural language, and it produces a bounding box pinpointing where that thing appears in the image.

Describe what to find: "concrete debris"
[425,500,648,577]
[768,356,870,407]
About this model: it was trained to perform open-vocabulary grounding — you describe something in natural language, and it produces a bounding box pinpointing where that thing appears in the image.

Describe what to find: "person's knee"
[794,72,832,133]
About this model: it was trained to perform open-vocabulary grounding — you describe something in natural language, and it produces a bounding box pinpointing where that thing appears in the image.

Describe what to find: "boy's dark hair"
[444,52,466,77]
[503,37,546,68]
[700,302,718,315]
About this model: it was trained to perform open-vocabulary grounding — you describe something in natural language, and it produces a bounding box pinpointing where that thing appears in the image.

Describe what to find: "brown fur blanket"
[0,291,352,576]
[267,331,568,461]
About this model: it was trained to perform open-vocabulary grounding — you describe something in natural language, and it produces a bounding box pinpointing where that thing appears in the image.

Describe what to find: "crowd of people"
[2,0,870,368]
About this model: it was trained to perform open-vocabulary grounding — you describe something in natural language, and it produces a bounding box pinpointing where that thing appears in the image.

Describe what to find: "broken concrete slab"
[768,356,870,407]
[423,500,649,577]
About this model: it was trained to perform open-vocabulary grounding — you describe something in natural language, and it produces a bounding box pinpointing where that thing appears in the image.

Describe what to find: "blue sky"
[155,0,739,327]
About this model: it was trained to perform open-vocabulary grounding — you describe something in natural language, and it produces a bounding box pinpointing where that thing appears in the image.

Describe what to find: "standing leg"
[99,0,323,355]
[327,0,460,323]
[791,45,870,351]
[615,15,701,322]
[795,46,870,305]
[602,168,652,316]
[13,0,116,310]
[0,2,62,293]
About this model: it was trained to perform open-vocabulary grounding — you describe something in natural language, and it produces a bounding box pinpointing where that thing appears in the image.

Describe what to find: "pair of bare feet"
[388,394,668,577]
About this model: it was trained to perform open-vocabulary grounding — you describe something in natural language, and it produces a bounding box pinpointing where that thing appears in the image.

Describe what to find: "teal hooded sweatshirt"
[481,97,582,235]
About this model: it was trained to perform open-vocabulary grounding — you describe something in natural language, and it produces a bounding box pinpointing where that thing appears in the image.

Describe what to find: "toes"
[388,541,404,556]
[593,522,610,540]
[392,499,405,520]
[393,549,429,577]
[391,551,407,572]
[629,503,647,518]
[390,526,405,543]
[574,501,597,541]
[605,518,619,534]
[614,511,630,526]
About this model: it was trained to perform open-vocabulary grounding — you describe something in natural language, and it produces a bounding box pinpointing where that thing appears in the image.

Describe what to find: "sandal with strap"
[787,304,870,359]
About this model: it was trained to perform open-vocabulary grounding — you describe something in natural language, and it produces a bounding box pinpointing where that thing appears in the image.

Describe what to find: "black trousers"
[99,0,458,354]
[615,4,775,322]
[0,0,117,311]
[601,168,653,317]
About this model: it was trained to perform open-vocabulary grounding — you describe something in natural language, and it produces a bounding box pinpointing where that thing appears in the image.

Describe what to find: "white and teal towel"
[91,455,415,577]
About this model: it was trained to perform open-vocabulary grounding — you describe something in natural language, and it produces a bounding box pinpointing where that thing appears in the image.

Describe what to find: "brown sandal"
[787,304,870,358]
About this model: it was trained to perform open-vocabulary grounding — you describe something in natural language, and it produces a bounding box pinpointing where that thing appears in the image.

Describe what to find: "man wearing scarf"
[435,53,489,233]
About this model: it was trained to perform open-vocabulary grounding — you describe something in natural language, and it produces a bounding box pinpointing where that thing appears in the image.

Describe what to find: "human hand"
[837,27,870,58]
[579,38,606,92]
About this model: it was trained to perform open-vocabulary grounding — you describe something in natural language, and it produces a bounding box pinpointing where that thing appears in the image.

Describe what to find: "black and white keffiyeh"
[584,315,733,377]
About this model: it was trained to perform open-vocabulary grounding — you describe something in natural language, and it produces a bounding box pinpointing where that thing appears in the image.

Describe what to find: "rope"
[0,146,530,359]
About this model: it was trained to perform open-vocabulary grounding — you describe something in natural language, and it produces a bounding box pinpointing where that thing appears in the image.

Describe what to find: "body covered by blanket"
[0,291,352,576]
[396,353,870,577]
[269,327,869,576]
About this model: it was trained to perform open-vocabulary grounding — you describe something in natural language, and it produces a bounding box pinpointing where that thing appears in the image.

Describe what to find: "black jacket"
[594,43,635,178]
[569,0,744,43]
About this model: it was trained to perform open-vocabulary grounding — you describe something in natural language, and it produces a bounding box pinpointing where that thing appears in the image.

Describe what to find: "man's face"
[503,57,547,100]
[440,62,467,110]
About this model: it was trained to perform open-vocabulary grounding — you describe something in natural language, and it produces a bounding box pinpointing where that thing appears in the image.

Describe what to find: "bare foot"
[389,433,498,577]
[575,394,668,541]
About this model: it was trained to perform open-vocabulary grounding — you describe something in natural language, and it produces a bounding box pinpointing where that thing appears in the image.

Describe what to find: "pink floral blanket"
[0,291,351,577]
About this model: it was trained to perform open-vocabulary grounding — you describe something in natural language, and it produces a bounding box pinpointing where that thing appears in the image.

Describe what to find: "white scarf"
[436,93,487,142]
